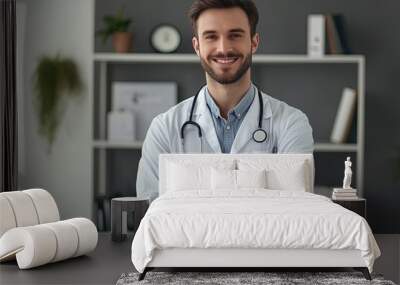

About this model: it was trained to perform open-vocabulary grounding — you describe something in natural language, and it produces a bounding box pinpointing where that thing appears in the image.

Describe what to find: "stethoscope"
[180,86,268,152]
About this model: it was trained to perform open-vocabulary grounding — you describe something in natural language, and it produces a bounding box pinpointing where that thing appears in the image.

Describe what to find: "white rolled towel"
[0,196,17,237]
[0,218,98,269]
[42,221,79,262]
[0,191,40,228]
[0,189,60,238]
[0,225,57,267]
[64,218,98,257]
[23,189,60,224]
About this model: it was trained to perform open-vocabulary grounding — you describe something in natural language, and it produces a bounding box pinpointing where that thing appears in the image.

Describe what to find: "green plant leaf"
[96,6,132,44]
[33,55,83,148]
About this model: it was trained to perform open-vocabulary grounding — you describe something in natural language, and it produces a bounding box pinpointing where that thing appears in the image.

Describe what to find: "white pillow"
[266,162,307,191]
[238,159,309,191]
[168,162,210,191]
[211,168,236,190]
[237,169,267,189]
[167,160,235,192]
[211,168,267,190]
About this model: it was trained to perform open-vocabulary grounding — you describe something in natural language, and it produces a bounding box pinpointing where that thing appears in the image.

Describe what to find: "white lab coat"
[136,86,314,201]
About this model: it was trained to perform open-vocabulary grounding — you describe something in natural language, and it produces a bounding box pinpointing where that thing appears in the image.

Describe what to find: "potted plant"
[33,54,83,148]
[97,7,133,53]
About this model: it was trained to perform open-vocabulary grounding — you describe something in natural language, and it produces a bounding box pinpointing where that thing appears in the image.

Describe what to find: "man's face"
[192,7,259,85]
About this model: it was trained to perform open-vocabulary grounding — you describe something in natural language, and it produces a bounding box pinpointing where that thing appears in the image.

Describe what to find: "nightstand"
[332,198,366,219]
[111,197,149,242]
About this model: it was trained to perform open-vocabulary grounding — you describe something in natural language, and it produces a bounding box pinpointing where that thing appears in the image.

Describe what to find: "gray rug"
[116,271,396,285]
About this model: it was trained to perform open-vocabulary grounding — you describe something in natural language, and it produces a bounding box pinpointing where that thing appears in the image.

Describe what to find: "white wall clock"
[150,24,181,53]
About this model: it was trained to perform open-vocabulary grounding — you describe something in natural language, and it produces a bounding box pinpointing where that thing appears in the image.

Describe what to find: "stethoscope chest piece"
[252,128,267,143]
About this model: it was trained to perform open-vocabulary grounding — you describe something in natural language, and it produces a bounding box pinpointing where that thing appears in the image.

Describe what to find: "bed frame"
[138,154,372,281]
[139,248,371,280]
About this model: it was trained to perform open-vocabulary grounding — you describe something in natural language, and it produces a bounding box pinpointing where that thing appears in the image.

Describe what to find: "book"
[325,14,351,54]
[332,187,358,200]
[333,188,357,193]
[333,14,351,54]
[332,193,357,197]
[332,195,359,200]
[307,14,325,57]
[333,192,357,197]
[325,14,343,54]
[330,88,357,143]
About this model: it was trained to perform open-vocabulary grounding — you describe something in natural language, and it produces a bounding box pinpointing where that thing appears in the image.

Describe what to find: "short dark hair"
[188,0,259,37]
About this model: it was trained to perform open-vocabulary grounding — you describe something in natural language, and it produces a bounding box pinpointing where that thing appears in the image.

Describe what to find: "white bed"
[131,154,380,280]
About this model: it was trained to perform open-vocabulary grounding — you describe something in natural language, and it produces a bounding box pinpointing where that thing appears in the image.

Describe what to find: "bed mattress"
[131,190,380,273]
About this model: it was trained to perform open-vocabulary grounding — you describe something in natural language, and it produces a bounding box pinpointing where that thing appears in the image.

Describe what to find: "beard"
[199,50,252,85]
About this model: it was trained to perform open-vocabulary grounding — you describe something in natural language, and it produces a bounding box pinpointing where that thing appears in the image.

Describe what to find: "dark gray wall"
[94,0,400,233]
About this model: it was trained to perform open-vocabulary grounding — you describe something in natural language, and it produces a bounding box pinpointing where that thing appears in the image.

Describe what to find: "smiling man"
[136,0,314,202]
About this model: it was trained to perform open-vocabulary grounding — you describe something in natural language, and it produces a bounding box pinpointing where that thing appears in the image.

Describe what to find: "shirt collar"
[205,84,255,119]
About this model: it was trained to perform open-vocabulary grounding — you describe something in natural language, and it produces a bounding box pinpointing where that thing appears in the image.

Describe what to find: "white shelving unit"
[92,53,365,198]
[92,141,358,152]
[93,140,143,149]
[94,53,363,64]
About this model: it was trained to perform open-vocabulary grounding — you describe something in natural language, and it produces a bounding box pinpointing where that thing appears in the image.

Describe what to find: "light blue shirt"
[205,86,255,153]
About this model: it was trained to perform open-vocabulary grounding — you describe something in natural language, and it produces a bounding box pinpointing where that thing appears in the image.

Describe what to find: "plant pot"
[112,32,133,53]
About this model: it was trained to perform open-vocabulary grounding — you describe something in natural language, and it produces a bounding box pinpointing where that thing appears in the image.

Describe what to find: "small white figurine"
[342,157,353,189]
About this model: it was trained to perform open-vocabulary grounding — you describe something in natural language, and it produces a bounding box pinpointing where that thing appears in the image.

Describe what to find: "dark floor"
[0,233,398,285]
[0,233,133,285]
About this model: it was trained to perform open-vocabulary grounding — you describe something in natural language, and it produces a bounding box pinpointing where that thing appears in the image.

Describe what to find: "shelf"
[93,53,364,64]
[93,140,143,149]
[313,143,358,152]
[93,140,357,152]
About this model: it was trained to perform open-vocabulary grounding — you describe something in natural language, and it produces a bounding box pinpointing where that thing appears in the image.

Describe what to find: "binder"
[330,88,357,143]
[307,14,325,57]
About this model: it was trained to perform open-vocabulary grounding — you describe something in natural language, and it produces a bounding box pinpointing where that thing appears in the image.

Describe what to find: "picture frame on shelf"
[111,82,178,141]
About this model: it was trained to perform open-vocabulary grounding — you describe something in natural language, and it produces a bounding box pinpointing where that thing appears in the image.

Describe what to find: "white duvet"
[131,190,380,273]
